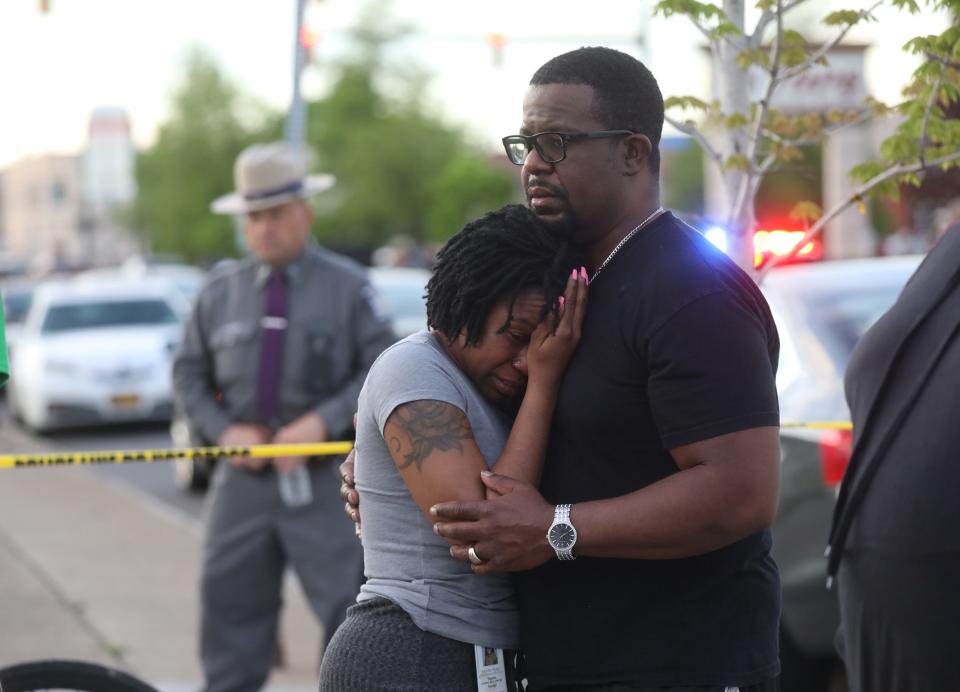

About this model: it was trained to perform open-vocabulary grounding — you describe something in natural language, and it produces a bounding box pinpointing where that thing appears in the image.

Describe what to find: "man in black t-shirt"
[428,47,782,691]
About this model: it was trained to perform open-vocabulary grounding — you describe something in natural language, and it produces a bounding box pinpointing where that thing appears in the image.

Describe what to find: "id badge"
[473,644,509,692]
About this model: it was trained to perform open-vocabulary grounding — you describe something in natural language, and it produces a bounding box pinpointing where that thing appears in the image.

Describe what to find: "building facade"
[0,108,138,273]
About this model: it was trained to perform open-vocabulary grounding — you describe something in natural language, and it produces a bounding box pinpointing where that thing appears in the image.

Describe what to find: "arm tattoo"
[387,400,474,471]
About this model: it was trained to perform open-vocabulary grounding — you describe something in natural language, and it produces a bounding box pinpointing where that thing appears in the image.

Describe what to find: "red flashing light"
[819,428,852,488]
[753,229,823,268]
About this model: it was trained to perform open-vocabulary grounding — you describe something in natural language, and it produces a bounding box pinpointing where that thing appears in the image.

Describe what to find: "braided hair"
[427,204,581,346]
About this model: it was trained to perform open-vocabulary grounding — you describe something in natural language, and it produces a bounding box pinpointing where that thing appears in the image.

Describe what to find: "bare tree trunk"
[718,0,757,273]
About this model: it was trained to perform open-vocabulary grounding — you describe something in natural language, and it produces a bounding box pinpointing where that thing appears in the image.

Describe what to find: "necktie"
[256,269,288,422]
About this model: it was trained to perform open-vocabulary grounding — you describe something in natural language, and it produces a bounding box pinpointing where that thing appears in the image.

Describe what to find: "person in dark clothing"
[431,47,782,692]
[343,47,782,691]
[826,223,960,692]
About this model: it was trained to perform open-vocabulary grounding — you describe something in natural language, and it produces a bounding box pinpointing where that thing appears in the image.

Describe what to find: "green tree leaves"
[661,0,960,273]
[132,50,268,263]
[133,13,515,262]
[305,59,514,246]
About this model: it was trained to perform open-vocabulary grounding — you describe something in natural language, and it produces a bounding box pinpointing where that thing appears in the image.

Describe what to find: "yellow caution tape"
[781,421,852,431]
[0,441,354,470]
[0,422,852,469]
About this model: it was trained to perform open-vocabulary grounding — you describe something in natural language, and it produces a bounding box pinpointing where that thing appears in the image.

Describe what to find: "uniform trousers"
[200,458,362,692]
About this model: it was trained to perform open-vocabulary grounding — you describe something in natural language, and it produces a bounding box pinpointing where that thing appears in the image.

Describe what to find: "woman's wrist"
[524,375,561,403]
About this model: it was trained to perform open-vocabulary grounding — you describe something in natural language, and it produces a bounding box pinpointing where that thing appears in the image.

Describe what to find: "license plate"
[111,394,141,409]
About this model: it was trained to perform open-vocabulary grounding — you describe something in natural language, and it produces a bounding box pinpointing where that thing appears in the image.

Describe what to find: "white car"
[75,260,205,320]
[7,279,186,432]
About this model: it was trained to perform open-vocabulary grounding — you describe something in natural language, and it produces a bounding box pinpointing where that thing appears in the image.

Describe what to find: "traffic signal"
[38,0,51,14]
[488,33,509,67]
[300,26,319,65]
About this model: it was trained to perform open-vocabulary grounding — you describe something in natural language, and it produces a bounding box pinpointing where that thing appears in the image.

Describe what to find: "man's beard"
[528,202,580,241]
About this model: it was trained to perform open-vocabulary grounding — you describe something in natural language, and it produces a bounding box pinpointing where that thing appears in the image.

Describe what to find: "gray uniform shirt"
[355,331,520,650]
[173,245,398,442]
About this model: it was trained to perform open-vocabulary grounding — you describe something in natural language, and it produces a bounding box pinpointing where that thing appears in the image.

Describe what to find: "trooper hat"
[210,142,335,215]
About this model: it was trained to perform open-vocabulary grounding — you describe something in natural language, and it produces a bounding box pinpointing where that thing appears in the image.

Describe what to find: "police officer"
[173,142,397,692]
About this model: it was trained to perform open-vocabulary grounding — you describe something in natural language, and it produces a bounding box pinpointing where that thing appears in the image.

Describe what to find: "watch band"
[548,503,578,561]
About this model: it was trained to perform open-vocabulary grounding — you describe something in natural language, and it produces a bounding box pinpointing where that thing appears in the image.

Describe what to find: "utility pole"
[285,0,308,153]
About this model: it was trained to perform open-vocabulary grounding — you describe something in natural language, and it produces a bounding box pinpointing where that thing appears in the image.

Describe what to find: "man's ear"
[623,133,652,176]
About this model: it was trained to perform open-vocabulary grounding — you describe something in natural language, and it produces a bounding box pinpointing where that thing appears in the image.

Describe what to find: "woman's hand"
[526,266,588,386]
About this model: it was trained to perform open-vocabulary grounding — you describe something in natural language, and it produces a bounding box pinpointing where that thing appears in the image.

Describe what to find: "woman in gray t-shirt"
[320,205,587,691]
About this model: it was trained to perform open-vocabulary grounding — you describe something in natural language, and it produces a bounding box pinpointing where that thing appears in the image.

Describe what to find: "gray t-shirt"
[354,330,519,649]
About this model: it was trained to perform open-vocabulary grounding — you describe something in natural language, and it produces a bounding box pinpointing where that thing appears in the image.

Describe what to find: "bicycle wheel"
[0,660,158,692]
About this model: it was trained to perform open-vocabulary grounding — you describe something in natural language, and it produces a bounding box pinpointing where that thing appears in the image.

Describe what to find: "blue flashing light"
[704,226,729,254]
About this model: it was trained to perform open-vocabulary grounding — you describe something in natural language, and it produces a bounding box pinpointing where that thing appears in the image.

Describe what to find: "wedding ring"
[468,546,486,565]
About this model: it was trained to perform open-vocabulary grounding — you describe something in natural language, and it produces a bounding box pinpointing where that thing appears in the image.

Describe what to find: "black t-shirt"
[515,213,782,689]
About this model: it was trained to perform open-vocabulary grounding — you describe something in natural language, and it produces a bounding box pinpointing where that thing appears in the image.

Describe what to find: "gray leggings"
[319,597,516,692]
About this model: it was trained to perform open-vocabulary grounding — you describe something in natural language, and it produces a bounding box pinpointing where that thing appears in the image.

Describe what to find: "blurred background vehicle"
[75,256,206,319]
[170,264,433,491]
[6,278,187,433]
[762,254,923,692]
[367,266,431,338]
[1,279,35,366]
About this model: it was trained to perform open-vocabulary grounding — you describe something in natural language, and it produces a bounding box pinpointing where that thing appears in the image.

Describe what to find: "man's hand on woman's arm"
[431,472,555,575]
[339,450,362,538]
[432,426,780,572]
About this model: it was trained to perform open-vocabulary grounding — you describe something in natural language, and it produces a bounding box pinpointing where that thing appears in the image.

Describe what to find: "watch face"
[549,523,576,550]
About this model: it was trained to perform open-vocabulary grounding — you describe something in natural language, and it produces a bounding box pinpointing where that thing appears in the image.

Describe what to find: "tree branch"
[664,114,724,167]
[926,52,960,71]
[762,107,880,148]
[687,14,720,49]
[730,0,783,232]
[918,71,944,169]
[757,149,960,281]
[777,0,885,84]
[753,0,810,41]
[821,108,881,137]
[758,153,777,176]
[684,6,747,53]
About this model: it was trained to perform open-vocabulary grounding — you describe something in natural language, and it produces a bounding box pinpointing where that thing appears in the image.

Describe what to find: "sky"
[0,0,951,168]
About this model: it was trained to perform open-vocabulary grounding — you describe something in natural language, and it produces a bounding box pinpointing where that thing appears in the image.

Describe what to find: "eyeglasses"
[501,130,636,166]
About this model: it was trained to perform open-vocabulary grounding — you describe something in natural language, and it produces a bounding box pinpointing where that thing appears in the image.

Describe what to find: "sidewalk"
[0,421,324,691]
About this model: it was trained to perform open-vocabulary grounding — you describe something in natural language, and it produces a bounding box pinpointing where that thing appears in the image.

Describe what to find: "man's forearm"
[430,427,780,573]
[572,458,778,560]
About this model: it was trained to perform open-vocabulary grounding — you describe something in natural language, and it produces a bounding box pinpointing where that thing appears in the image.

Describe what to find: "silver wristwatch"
[546,503,578,560]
